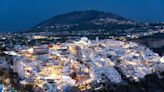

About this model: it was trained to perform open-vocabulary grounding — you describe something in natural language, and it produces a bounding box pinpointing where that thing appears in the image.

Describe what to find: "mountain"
[37,10,127,25]
[29,10,145,32]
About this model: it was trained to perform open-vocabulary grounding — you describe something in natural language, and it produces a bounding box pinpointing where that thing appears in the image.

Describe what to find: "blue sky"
[0,0,164,32]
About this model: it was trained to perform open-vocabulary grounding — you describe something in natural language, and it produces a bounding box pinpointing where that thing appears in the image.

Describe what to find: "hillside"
[130,33,164,56]
[29,10,144,32]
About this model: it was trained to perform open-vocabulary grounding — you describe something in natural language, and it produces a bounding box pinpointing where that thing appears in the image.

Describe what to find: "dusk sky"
[0,0,164,32]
